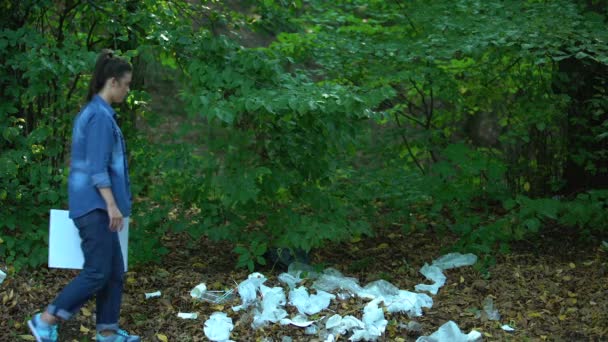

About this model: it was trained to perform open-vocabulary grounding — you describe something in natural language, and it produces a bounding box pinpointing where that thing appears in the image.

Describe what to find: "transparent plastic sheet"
[312,268,364,295]
[203,312,234,342]
[415,320,482,342]
[482,296,501,321]
[432,253,478,270]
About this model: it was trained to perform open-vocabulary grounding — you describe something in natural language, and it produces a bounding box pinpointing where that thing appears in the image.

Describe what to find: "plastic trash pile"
[201,252,486,341]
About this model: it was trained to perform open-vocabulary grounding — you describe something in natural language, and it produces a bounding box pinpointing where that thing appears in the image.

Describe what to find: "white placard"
[49,209,129,271]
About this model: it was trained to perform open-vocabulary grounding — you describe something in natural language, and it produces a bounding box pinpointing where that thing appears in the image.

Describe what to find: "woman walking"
[28,49,139,342]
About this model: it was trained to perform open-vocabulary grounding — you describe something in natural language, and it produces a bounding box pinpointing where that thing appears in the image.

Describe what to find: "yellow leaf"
[350,236,361,243]
[80,325,90,333]
[156,333,168,342]
[460,276,465,283]
[569,298,577,305]
[528,311,542,318]
[523,182,530,192]
[13,322,21,329]
[387,233,398,239]
[483,332,493,338]
[562,275,572,281]
[569,262,576,269]
[127,277,137,285]
[19,335,35,341]
[81,307,91,317]
[0,237,4,243]
[377,243,389,249]
[567,291,577,298]
[212,304,225,311]
[558,314,567,321]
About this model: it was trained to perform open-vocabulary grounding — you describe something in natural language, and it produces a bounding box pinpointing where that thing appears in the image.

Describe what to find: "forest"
[1,0,607,340]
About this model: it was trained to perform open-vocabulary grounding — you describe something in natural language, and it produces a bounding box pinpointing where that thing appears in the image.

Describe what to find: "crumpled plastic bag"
[289,286,335,315]
[312,268,364,295]
[414,253,477,295]
[252,285,288,328]
[350,298,388,341]
[384,290,433,317]
[0,269,6,285]
[482,296,501,321]
[326,314,365,336]
[358,279,433,317]
[204,312,234,342]
[414,264,447,295]
[416,320,482,342]
[233,272,267,312]
[359,279,400,299]
[431,253,477,270]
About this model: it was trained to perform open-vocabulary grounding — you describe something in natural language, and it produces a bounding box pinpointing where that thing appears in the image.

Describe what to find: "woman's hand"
[107,203,124,232]
[98,187,124,232]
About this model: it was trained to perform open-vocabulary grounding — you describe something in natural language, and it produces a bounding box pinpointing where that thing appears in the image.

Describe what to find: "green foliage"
[2,0,607,271]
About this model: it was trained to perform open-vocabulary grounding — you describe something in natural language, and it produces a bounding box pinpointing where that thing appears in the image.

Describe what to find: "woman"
[28,50,140,342]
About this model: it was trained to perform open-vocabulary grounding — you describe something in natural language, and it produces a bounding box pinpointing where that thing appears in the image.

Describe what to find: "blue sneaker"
[27,313,58,342]
[96,329,141,342]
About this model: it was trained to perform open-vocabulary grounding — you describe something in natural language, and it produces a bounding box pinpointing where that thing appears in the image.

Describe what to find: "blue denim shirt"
[68,95,131,219]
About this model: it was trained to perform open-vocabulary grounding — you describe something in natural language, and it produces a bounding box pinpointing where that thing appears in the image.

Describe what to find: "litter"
[304,324,319,335]
[289,286,335,315]
[415,264,447,295]
[0,269,6,285]
[312,268,364,295]
[350,298,388,341]
[326,314,365,336]
[204,312,234,342]
[416,320,482,342]
[482,296,500,321]
[251,285,288,328]
[199,252,479,341]
[280,314,316,327]
[501,324,515,332]
[431,253,478,270]
[384,290,433,316]
[281,336,293,342]
[233,273,267,311]
[144,291,161,299]
[177,312,198,319]
[190,283,207,298]
[191,282,236,304]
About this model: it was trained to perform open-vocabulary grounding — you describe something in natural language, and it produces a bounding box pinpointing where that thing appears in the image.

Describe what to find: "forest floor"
[2,224,607,342]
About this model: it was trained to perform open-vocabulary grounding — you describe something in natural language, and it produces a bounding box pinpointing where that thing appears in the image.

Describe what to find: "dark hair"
[87,49,132,101]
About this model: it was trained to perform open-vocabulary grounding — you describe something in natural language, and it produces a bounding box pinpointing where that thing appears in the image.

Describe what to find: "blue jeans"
[47,209,124,332]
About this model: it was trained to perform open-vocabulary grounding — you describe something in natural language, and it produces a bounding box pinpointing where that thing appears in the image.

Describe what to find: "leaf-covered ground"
[2,226,607,341]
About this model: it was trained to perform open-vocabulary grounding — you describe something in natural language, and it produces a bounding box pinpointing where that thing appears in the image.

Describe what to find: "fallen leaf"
[156,333,168,342]
[19,336,35,341]
[377,243,389,249]
[80,325,90,333]
[82,307,91,317]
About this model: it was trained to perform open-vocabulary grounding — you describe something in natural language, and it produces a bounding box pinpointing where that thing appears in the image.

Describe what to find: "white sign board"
[49,209,129,271]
